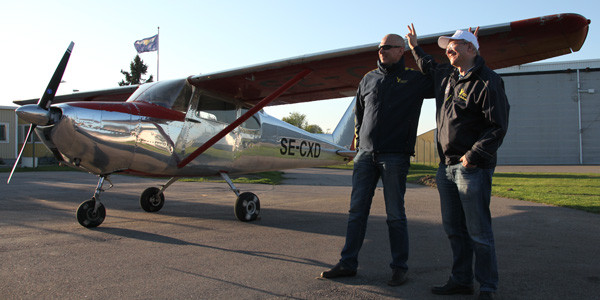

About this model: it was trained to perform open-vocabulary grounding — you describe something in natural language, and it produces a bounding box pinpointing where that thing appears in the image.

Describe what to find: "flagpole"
[157,26,160,81]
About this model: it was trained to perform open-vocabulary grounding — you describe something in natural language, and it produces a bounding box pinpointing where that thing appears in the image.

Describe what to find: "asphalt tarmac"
[1,168,599,299]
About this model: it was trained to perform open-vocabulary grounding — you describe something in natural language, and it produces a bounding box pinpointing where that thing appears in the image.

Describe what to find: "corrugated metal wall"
[498,69,600,164]
[580,71,600,164]
[0,107,17,160]
[413,129,440,166]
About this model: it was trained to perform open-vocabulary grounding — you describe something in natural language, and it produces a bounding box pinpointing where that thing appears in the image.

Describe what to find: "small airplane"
[9,13,590,228]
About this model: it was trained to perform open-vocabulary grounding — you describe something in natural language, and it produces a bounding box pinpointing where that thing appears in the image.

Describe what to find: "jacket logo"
[458,89,468,101]
[396,77,407,84]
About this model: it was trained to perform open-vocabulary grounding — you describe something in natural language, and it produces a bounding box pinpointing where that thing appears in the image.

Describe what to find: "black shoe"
[431,278,474,295]
[387,268,408,286]
[320,263,357,278]
[478,291,495,300]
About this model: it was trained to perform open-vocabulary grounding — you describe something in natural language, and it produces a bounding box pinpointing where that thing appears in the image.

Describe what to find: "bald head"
[381,34,405,47]
[378,34,405,65]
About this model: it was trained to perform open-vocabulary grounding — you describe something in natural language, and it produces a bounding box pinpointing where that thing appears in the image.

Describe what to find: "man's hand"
[406,23,418,49]
[468,26,480,37]
[460,155,477,168]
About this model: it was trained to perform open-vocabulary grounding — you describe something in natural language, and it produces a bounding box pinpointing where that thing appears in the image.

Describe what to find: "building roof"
[496,59,600,74]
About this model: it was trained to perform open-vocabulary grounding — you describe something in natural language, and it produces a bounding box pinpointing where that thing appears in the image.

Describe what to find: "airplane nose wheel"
[77,198,106,228]
[140,187,165,212]
[235,192,260,222]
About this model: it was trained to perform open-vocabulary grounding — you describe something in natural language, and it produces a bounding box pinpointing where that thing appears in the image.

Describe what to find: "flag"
[134,34,158,53]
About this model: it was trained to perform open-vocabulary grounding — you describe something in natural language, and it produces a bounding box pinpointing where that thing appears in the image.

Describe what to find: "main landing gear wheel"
[140,187,165,212]
[77,198,106,228]
[235,192,260,222]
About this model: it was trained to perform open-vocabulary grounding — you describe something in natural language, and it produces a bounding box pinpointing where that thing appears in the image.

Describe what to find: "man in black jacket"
[320,33,433,286]
[406,25,509,300]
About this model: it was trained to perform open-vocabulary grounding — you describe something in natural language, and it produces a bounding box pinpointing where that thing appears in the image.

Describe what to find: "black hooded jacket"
[355,57,434,154]
[412,46,510,168]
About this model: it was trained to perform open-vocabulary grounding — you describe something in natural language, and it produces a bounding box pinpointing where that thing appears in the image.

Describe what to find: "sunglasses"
[378,45,403,51]
[446,41,470,52]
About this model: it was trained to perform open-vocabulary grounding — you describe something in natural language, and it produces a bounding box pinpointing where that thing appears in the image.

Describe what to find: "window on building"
[0,123,7,143]
[18,125,39,143]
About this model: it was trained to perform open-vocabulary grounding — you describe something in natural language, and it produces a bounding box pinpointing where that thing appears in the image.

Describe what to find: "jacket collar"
[454,55,485,80]
[378,56,406,75]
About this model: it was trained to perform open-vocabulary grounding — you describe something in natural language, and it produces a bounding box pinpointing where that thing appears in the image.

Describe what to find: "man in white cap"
[406,25,510,300]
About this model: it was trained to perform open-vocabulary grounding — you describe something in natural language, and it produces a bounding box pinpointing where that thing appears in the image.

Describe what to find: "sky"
[1,0,598,135]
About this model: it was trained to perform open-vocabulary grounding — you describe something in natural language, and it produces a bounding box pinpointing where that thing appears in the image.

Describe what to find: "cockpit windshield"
[126,79,193,112]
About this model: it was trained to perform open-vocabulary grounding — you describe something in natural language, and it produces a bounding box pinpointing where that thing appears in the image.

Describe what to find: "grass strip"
[179,171,284,185]
[404,163,600,214]
[324,163,600,213]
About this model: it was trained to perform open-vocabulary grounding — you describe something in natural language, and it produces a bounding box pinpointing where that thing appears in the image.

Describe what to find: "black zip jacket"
[411,46,510,168]
[355,57,434,154]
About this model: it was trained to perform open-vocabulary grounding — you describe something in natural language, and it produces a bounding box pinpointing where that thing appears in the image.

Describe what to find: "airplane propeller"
[7,42,74,184]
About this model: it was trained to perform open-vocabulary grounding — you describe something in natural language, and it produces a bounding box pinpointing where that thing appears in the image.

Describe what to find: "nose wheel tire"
[234,192,260,222]
[77,199,106,228]
[140,187,165,212]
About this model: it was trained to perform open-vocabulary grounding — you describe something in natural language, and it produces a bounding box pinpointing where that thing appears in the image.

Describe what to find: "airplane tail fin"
[314,97,356,150]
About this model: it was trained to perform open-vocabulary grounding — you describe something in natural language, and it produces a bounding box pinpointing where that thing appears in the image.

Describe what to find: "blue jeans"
[339,150,411,271]
[436,163,498,292]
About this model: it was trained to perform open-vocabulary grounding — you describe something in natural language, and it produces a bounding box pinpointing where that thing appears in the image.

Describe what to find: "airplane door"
[176,88,238,171]
[236,107,261,152]
[129,79,193,175]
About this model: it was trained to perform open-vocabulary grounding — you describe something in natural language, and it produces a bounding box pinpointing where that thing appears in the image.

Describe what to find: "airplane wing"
[13,13,589,108]
[188,13,590,106]
[13,85,139,106]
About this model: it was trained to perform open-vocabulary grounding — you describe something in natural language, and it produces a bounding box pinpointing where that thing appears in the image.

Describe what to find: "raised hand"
[468,26,480,37]
[406,23,418,49]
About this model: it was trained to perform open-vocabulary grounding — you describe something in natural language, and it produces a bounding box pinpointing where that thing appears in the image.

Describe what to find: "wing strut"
[177,68,313,168]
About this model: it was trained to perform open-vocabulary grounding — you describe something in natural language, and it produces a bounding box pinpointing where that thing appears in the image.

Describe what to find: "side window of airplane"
[240,108,261,130]
[196,94,237,124]
[171,82,193,113]
[130,79,192,113]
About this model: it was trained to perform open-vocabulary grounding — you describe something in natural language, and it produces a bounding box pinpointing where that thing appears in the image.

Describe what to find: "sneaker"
[431,277,474,295]
[387,268,408,286]
[320,263,357,278]
[478,291,495,300]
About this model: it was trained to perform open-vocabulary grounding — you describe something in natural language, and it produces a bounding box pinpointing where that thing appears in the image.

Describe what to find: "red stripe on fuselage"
[68,101,186,121]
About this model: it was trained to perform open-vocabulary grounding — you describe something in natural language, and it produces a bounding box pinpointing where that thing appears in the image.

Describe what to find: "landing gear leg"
[220,172,260,222]
[77,176,112,228]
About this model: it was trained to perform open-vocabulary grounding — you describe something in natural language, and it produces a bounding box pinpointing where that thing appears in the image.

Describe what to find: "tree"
[304,124,324,134]
[282,112,323,133]
[119,55,154,86]
[282,112,307,129]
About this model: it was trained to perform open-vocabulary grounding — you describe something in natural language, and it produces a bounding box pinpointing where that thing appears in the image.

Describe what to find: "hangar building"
[495,59,600,165]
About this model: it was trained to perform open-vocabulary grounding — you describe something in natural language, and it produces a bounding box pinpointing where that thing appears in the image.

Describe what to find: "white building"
[0,106,18,165]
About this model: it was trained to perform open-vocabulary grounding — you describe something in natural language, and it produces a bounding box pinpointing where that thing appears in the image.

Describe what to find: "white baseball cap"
[438,30,479,50]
